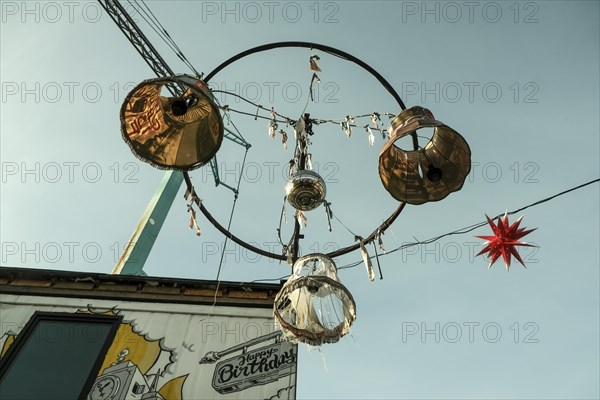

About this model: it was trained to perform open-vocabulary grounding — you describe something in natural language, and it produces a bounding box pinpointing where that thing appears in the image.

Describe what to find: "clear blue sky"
[1,1,599,398]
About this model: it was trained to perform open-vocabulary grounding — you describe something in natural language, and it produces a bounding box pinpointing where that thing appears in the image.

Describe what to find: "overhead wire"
[128,0,203,77]
[119,26,597,280]
[213,89,393,137]
[212,90,296,124]
[195,147,250,318]
[136,0,202,76]
[228,75,599,273]
[128,0,258,307]
[337,178,600,271]
[328,206,359,239]
[125,1,179,59]
[248,178,599,281]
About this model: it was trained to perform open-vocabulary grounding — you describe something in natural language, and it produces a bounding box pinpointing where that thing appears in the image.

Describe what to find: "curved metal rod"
[204,41,406,110]
[183,172,406,261]
[184,41,409,262]
[186,168,406,262]
[327,202,406,258]
[183,173,286,261]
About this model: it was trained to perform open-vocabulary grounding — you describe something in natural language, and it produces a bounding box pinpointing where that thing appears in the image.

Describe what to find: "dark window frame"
[0,311,122,400]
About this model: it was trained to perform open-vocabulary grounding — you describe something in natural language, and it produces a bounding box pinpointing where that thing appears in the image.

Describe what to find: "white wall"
[0,294,297,400]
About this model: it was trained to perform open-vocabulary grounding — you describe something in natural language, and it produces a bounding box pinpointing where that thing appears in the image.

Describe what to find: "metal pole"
[112,171,183,275]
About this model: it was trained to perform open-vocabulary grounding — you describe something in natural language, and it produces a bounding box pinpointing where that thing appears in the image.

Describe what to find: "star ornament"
[476,213,537,270]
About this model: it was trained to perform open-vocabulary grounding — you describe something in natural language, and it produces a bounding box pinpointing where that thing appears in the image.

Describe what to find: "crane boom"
[97,0,182,96]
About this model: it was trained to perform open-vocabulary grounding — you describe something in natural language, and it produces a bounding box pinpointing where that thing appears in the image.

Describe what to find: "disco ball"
[285,170,327,211]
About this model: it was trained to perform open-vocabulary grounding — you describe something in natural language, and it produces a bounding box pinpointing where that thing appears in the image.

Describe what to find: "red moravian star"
[476,213,537,270]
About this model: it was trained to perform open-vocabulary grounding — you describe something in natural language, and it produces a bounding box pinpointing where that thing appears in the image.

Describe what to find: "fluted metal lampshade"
[379,106,471,205]
[121,74,224,171]
[285,170,327,211]
[274,254,356,346]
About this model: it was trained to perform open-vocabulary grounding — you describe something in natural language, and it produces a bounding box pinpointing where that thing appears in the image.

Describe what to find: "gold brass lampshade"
[379,106,471,205]
[120,74,224,171]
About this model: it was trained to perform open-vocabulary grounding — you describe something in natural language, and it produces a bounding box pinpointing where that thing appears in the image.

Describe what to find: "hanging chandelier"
[116,42,474,347]
[274,254,356,346]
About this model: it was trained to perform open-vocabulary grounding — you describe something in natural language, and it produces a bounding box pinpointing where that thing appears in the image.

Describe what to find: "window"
[0,312,121,400]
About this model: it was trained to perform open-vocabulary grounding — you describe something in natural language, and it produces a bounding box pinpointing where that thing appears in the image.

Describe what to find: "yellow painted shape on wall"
[158,374,188,400]
[98,323,161,376]
[0,335,16,358]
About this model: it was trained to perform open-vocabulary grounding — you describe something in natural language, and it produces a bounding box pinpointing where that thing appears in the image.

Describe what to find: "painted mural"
[199,331,296,395]
[79,307,186,400]
[0,300,297,400]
